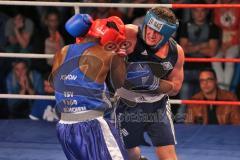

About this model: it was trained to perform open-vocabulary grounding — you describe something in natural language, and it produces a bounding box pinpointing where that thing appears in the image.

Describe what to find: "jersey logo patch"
[161,62,173,71]
[121,128,129,137]
[140,50,148,56]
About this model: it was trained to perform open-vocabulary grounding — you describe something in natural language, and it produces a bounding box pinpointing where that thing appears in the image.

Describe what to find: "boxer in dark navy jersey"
[116,7,185,160]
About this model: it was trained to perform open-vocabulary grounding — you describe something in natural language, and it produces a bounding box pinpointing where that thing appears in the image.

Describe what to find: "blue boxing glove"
[124,62,160,91]
[65,14,92,37]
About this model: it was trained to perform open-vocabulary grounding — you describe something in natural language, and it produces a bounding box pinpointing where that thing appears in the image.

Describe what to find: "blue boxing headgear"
[141,10,178,51]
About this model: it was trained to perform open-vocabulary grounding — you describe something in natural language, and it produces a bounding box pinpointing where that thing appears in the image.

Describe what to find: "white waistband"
[59,110,103,124]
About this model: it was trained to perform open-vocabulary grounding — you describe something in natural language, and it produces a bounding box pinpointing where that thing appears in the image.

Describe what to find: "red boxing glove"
[88,16,126,46]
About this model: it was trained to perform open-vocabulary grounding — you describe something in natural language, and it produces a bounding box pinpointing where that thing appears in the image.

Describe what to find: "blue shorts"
[57,117,128,160]
[116,96,177,149]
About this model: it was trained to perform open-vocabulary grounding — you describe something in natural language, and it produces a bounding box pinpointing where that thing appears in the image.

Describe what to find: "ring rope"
[1,53,240,63]
[1,1,240,8]
[180,100,240,106]
[185,58,240,63]
[0,94,239,106]
[0,53,54,59]
[0,1,171,8]
[0,94,55,100]
[172,4,240,8]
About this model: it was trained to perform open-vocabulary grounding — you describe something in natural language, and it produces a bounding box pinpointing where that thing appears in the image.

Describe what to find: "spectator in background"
[29,72,57,122]
[91,0,125,19]
[185,68,240,125]
[43,8,64,66]
[170,0,217,32]
[131,0,159,26]
[32,8,65,74]
[212,0,240,90]
[170,0,192,24]
[119,0,147,23]
[5,9,34,53]
[6,60,44,118]
[177,7,220,122]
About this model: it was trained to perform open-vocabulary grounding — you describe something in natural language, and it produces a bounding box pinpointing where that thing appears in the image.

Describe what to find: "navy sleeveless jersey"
[127,29,178,80]
[53,42,111,113]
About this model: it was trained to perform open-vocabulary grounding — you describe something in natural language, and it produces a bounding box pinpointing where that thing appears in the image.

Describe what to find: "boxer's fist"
[124,62,159,91]
[65,14,92,37]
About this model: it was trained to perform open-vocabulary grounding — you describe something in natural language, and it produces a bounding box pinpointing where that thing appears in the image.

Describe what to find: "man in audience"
[6,60,44,118]
[177,7,221,122]
[185,68,240,125]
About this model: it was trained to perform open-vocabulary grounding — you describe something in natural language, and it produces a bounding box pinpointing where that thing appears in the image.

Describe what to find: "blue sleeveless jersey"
[53,42,111,113]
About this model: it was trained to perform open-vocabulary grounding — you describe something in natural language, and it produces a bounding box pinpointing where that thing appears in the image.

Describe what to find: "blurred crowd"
[0,0,240,124]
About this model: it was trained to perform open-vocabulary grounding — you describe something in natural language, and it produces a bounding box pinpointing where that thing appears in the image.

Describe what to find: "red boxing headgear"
[88,16,126,46]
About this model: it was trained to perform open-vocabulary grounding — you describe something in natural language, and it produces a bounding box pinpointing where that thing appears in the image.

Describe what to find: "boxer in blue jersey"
[51,14,129,160]
[116,7,185,160]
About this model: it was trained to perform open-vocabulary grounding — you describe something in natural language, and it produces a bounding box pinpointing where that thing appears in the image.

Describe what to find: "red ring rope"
[185,58,240,63]
[181,100,240,106]
[172,4,240,8]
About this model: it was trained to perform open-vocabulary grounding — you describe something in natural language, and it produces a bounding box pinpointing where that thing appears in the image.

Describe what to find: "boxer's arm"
[107,24,135,87]
[125,24,138,54]
[156,44,185,96]
[109,55,126,90]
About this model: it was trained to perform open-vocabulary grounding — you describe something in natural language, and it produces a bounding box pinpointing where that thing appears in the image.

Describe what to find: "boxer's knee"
[155,145,177,160]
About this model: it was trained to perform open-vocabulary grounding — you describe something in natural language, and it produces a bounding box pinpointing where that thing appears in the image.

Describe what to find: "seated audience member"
[31,8,65,74]
[6,60,44,118]
[5,9,34,53]
[29,73,57,121]
[177,6,220,122]
[43,8,64,66]
[185,68,240,125]
[131,0,159,25]
[91,0,125,19]
[212,0,240,90]
[4,9,35,74]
